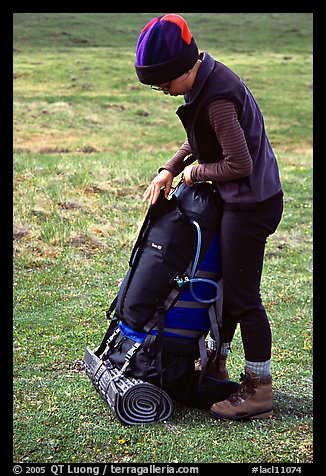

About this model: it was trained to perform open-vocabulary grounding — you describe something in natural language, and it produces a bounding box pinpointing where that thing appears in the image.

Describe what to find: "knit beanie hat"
[135,14,199,85]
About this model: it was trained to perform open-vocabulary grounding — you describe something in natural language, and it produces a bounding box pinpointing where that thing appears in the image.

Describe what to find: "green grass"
[13,13,313,464]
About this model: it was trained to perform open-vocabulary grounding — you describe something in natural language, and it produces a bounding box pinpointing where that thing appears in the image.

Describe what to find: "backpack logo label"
[151,242,162,250]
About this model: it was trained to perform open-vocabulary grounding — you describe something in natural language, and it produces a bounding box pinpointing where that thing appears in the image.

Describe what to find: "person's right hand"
[143,169,173,205]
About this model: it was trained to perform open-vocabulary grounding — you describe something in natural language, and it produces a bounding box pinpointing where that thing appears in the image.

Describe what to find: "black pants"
[220,191,284,362]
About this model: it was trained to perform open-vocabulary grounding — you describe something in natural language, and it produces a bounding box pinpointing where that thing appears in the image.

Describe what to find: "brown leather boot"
[210,368,273,420]
[206,355,229,380]
[194,351,229,380]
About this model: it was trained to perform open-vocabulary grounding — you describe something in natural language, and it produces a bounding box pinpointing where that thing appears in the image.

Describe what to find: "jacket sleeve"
[159,140,193,177]
[190,99,253,183]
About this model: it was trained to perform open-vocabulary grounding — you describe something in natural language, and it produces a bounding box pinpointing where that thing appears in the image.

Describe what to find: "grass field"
[13,13,313,464]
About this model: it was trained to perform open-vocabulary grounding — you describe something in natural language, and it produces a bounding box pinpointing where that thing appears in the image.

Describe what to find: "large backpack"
[84,181,238,425]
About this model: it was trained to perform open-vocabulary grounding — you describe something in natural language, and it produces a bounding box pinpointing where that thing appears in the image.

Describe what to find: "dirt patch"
[13,224,33,239]
[39,147,71,154]
[58,200,83,210]
[83,184,110,194]
[69,232,106,250]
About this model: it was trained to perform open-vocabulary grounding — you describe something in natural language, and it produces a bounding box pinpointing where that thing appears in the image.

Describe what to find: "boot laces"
[228,372,257,404]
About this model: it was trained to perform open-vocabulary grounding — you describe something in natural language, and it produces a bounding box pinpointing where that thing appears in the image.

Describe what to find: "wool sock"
[245,359,271,377]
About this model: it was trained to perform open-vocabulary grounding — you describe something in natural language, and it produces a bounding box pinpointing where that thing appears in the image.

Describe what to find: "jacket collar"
[184,51,216,105]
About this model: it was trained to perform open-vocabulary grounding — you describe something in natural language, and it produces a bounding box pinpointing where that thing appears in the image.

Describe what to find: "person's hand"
[143,169,173,205]
[182,165,194,187]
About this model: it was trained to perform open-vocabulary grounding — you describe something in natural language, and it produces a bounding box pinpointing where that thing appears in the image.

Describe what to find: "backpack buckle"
[171,273,190,289]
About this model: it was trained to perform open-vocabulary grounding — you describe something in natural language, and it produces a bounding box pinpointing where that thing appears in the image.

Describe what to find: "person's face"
[151,70,192,96]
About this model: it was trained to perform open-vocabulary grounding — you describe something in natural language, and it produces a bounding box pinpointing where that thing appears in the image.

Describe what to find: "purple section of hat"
[136,20,187,67]
[160,20,186,57]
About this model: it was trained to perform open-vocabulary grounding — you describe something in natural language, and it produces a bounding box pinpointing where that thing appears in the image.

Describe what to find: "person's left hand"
[182,165,194,187]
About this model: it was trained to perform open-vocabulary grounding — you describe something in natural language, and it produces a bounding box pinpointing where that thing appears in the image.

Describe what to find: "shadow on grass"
[273,391,313,418]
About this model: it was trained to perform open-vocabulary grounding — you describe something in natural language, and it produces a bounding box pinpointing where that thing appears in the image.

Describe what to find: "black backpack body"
[84,182,239,424]
[116,181,221,330]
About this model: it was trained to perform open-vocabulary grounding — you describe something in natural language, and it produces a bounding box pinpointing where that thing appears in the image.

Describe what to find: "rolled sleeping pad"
[84,346,174,425]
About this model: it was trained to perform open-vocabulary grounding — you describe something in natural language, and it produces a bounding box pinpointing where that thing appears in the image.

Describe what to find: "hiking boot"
[206,355,229,380]
[210,368,273,420]
[195,351,229,380]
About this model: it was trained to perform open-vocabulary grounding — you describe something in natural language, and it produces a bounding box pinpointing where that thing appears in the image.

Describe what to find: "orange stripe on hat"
[160,14,192,45]
[141,17,159,33]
